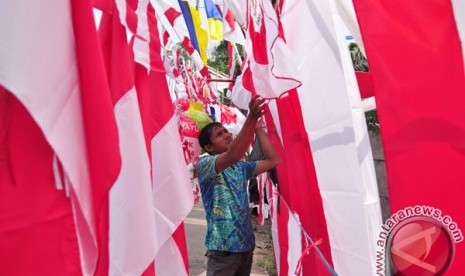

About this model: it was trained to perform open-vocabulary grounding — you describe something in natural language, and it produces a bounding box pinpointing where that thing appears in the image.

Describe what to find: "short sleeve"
[196,155,218,184]
[238,160,257,180]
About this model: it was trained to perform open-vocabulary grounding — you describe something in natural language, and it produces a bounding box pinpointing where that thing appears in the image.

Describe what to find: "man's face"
[206,125,233,154]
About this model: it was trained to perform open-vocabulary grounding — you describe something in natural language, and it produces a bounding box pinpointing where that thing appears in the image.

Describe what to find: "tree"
[348,42,379,131]
[208,40,244,75]
[349,42,369,72]
[208,40,229,74]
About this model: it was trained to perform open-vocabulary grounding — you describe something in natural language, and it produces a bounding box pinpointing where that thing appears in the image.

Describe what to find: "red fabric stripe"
[165,7,182,27]
[93,0,113,13]
[355,71,374,99]
[134,3,173,141]
[138,4,191,274]
[263,109,290,275]
[147,3,166,73]
[141,262,155,276]
[248,12,269,65]
[149,65,174,137]
[98,5,135,104]
[125,0,139,34]
[275,90,333,275]
[0,89,82,275]
[147,7,174,136]
[241,65,256,96]
[225,10,235,30]
[228,42,234,78]
[182,37,195,56]
[354,1,465,274]
[163,31,170,47]
[172,223,190,274]
[70,0,121,274]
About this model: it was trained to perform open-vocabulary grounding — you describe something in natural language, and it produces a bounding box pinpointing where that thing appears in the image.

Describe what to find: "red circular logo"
[388,218,454,275]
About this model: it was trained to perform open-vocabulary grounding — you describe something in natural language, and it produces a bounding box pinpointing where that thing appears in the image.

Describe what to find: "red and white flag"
[98,2,159,274]
[267,180,303,276]
[354,1,465,274]
[0,0,121,274]
[0,86,83,275]
[222,5,246,45]
[224,1,334,274]
[277,0,384,274]
[264,93,335,276]
[231,0,301,109]
[133,1,194,274]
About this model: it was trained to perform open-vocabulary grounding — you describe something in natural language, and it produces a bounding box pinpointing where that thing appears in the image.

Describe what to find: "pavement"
[185,200,268,276]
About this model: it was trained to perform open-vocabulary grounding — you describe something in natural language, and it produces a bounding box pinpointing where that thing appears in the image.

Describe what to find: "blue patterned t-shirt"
[197,154,257,252]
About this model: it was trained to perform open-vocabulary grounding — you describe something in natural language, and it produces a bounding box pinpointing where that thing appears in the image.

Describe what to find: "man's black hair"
[198,122,223,153]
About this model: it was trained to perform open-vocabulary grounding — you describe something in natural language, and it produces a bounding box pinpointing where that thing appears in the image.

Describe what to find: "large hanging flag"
[0,87,83,275]
[279,0,383,275]
[231,0,301,109]
[228,2,333,272]
[0,0,121,274]
[353,1,465,274]
[264,94,335,276]
[133,1,194,274]
[98,2,159,275]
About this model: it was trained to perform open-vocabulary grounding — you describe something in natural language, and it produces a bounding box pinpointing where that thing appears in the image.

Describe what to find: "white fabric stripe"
[0,1,96,274]
[133,0,151,70]
[110,88,158,275]
[451,0,465,73]
[154,236,188,276]
[64,174,71,198]
[334,0,365,53]
[230,72,251,110]
[269,188,281,276]
[132,0,194,267]
[361,96,376,112]
[287,212,302,275]
[151,115,194,257]
[329,1,383,274]
[280,0,382,275]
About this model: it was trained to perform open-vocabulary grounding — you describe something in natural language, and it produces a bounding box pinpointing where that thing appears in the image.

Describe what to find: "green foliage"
[208,40,229,74]
[365,110,380,133]
[177,43,190,63]
[348,42,379,131]
[220,88,231,105]
[349,42,369,72]
[208,40,244,75]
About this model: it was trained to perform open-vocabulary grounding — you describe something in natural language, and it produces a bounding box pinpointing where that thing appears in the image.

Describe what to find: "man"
[196,95,280,276]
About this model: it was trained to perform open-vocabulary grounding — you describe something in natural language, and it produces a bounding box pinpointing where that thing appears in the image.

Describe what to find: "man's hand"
[255,117,266,131]
[214,95,269,173]
[248,95,267,119]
